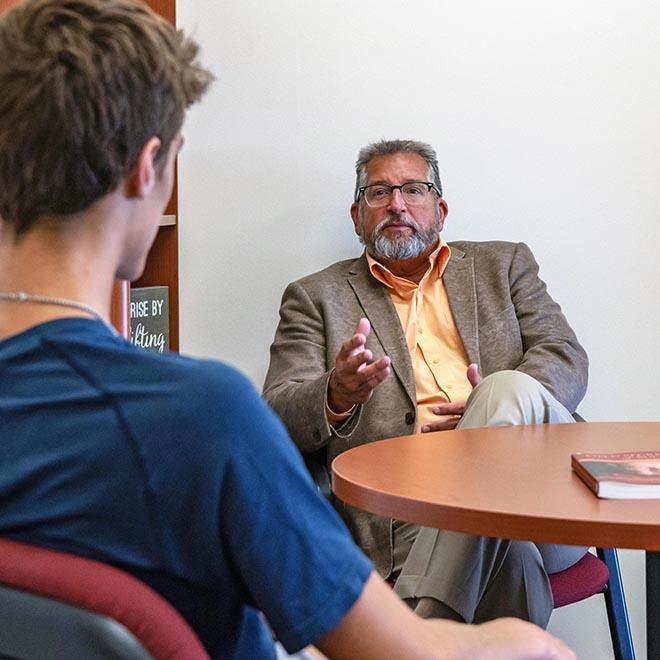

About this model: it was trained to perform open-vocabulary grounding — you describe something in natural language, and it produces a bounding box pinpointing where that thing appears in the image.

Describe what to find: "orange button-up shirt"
[367,240,472,431]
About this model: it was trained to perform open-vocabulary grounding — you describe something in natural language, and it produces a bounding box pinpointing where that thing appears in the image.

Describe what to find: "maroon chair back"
[0,537,210,660]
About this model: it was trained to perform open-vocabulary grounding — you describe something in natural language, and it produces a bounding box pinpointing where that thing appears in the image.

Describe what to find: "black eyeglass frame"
[355,181,441,204]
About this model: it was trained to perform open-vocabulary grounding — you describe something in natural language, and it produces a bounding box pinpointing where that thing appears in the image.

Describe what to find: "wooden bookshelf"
[113,0,178,350]
[130,165,179,351]
[1,0,179,349]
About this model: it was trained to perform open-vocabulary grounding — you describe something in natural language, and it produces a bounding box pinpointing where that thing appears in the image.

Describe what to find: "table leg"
[647,551,660,658]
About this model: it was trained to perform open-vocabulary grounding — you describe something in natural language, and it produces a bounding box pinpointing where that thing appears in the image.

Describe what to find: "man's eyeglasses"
[356,182,440,208]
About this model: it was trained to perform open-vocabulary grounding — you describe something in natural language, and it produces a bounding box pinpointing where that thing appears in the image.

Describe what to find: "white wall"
[177,1,660,656]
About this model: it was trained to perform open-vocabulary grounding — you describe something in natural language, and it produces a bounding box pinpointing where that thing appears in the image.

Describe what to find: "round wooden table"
[332,422,660,655]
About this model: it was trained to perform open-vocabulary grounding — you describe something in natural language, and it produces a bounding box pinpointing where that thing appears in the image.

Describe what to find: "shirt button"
[405,412,415,425]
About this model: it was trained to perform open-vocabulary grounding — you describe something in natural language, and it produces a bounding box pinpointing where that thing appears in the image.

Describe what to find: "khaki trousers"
[391,370,587,627]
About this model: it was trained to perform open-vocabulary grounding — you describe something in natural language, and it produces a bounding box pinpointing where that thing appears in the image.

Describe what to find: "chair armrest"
[303,449,332,500]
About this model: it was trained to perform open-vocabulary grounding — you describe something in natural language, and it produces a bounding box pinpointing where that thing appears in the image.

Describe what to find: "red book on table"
[572,450,660,499]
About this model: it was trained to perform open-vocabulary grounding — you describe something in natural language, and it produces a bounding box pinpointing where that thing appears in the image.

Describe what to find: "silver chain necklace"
[0,291,116,333]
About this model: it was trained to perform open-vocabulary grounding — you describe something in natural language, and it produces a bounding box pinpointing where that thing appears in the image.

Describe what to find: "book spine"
[571,455,599,495]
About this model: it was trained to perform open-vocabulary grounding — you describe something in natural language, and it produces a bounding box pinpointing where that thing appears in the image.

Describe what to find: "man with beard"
[263,139,589,628]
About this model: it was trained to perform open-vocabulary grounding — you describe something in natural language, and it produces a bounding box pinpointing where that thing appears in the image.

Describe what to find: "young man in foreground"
[0,1,573,658]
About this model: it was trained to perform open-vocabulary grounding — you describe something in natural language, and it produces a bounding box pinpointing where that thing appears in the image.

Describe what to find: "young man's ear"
[124,137,161,198]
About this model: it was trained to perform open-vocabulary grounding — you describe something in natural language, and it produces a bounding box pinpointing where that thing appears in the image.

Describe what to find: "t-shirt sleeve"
[200,364,372,652]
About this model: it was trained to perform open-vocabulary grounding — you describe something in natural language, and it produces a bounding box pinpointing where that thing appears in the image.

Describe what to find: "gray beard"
[359,213,440,261]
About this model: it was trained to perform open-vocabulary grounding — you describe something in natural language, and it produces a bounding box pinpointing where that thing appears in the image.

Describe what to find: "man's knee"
[479,370,543,401]
[460,370,573,427]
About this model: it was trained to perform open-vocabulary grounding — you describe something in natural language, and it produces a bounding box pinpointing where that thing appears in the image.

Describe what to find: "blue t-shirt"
[0,319,371,659]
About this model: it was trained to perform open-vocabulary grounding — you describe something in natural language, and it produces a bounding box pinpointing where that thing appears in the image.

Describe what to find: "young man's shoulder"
[63,324,282,469]
[110,341,258,422]
[34,319,259,427]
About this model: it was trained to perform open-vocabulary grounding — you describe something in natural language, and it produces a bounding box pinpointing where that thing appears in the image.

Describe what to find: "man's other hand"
[421,363,482,433]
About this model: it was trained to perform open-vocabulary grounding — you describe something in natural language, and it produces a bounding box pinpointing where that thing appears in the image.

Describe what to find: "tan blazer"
[263,240,588,575]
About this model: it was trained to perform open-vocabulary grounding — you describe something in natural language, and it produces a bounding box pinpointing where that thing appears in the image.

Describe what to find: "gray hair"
[354,139,443,202]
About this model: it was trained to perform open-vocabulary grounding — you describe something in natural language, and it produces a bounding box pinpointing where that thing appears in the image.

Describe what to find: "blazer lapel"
[347,256,416,406]
[443,246,480,366]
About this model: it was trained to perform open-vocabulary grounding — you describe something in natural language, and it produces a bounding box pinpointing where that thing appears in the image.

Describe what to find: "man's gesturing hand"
[327,318,391,414]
